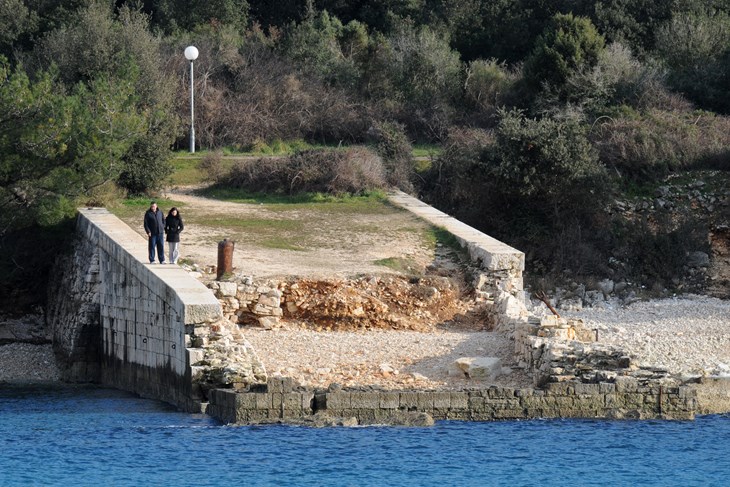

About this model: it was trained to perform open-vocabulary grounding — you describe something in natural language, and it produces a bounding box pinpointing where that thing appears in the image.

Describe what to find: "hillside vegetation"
[0,0,729,308]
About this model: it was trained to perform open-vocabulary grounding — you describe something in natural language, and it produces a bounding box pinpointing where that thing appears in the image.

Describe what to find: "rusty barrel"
[217,239,235,280]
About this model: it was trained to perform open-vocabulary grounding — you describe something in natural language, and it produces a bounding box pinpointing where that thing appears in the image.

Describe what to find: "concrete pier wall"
[47,208,222,411]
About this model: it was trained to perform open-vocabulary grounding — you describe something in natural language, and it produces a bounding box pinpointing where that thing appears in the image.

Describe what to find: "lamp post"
[184,45,199,153]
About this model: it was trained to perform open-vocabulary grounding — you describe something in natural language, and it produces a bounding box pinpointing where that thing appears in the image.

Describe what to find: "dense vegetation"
[1,0,729,308]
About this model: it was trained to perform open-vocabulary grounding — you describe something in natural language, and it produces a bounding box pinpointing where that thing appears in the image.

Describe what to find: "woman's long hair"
[167,207,181,219]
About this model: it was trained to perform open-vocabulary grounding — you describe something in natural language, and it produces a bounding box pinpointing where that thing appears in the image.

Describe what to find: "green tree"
[0,61,145,229]
[0,59,148,308]
[152,0,249,34]
[523,13,605,97]
[0,0,37,56]
[31,2,177,193]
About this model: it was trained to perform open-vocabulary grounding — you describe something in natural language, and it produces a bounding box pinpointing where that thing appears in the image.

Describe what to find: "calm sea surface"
[0,384,728,487]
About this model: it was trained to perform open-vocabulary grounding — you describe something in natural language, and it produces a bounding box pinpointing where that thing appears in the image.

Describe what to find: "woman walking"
[164,207,184,264]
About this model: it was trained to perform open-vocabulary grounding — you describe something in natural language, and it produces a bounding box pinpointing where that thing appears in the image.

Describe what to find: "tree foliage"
[524,13,606,97]
[655,9,730,113]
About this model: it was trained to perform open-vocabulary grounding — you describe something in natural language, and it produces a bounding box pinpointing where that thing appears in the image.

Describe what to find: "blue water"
[1,385,729,486]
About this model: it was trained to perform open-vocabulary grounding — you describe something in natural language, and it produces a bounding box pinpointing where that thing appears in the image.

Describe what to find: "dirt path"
[132,187,441,279]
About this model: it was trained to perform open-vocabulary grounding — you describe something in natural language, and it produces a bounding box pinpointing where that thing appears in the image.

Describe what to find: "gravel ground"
[3,295,728,386]
[242,326,533,391]
[0,343,60,383]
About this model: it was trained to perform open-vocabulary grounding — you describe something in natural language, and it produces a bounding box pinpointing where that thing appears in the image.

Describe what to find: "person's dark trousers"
[149,234,165,263]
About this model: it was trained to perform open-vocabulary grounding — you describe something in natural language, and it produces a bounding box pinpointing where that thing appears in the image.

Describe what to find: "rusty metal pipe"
[217,239,235,280]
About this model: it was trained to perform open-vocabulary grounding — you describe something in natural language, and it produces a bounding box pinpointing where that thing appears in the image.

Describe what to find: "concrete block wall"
[49,208,223,411]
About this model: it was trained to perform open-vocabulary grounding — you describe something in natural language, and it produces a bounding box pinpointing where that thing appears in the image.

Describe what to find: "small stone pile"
[209,278,283,329]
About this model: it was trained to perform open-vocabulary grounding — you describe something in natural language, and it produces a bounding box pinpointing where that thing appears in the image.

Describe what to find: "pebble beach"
[2,294,728,387]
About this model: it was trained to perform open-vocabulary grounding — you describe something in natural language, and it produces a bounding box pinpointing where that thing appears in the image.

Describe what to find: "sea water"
[1,385,729,487]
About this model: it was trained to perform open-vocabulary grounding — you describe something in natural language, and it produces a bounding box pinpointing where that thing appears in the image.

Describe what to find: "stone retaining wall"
[207,377,698,425]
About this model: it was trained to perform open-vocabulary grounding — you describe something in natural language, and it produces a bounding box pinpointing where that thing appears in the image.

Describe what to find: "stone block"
[417,393,435,410]
[379,392,400,409]
[186,348,205,366]
[399,392,419,409]
[254,393,272,409]
[450,393,469,409]
[452,357,502,380]
[599,382,616,394]
[267,377,293,393]
[545,382,574,395]
[282,393,303,411]
[235,393,257,410]
[352,392,381,409]
[573,383,600,396]
[615,376,639,392]
[433,392,451,409]
[325,392,351,409]
[216,281,238,298]
[468,395,485,410]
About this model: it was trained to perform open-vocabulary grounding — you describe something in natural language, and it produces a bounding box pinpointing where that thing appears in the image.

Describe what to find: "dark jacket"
[144,209,165,236]
[164,215,184,242]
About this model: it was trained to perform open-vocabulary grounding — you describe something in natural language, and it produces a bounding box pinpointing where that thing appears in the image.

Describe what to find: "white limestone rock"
[451,357,502,380]
[217,282,238,297]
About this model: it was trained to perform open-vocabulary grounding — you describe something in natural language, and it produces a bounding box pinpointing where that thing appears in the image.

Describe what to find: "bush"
[464,59,521,120]
[222,147,387,195]
[655,9,730,114]
[419,128,493,216]
[367,121,414,191]
[523,13,605,98]
[619,215,709,287]
[199,151,224,183]
[489,109,607,206]
[590,109,730,181]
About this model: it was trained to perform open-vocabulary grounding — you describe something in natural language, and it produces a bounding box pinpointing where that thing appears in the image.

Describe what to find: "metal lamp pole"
[184,46,199,153]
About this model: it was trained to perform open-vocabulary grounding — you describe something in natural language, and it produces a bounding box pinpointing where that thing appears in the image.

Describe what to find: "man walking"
[143,201,166,264]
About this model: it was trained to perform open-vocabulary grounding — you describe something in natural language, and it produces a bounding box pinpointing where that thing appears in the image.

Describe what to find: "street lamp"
[184,45,199,153]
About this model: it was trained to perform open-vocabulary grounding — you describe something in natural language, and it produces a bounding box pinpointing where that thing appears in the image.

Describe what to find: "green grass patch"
[260,237,308,251]
[373,256,420,273]
[202,216,303,231]
[109,197,187,220]
[412,144,441,158]
[198,187,392,214]
[424,226,463,252]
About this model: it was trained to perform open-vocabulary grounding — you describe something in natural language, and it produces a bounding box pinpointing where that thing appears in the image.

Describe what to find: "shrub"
[523,13,605,98]
[489,109,607,206]
[419,128,493,216]
[222,147,387,195]
[464,59,521,119]
[367,121,414,191]
[619,215,709,287]
[199,151,224,183]
[590,109,730,181]
[655,9,730,114]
